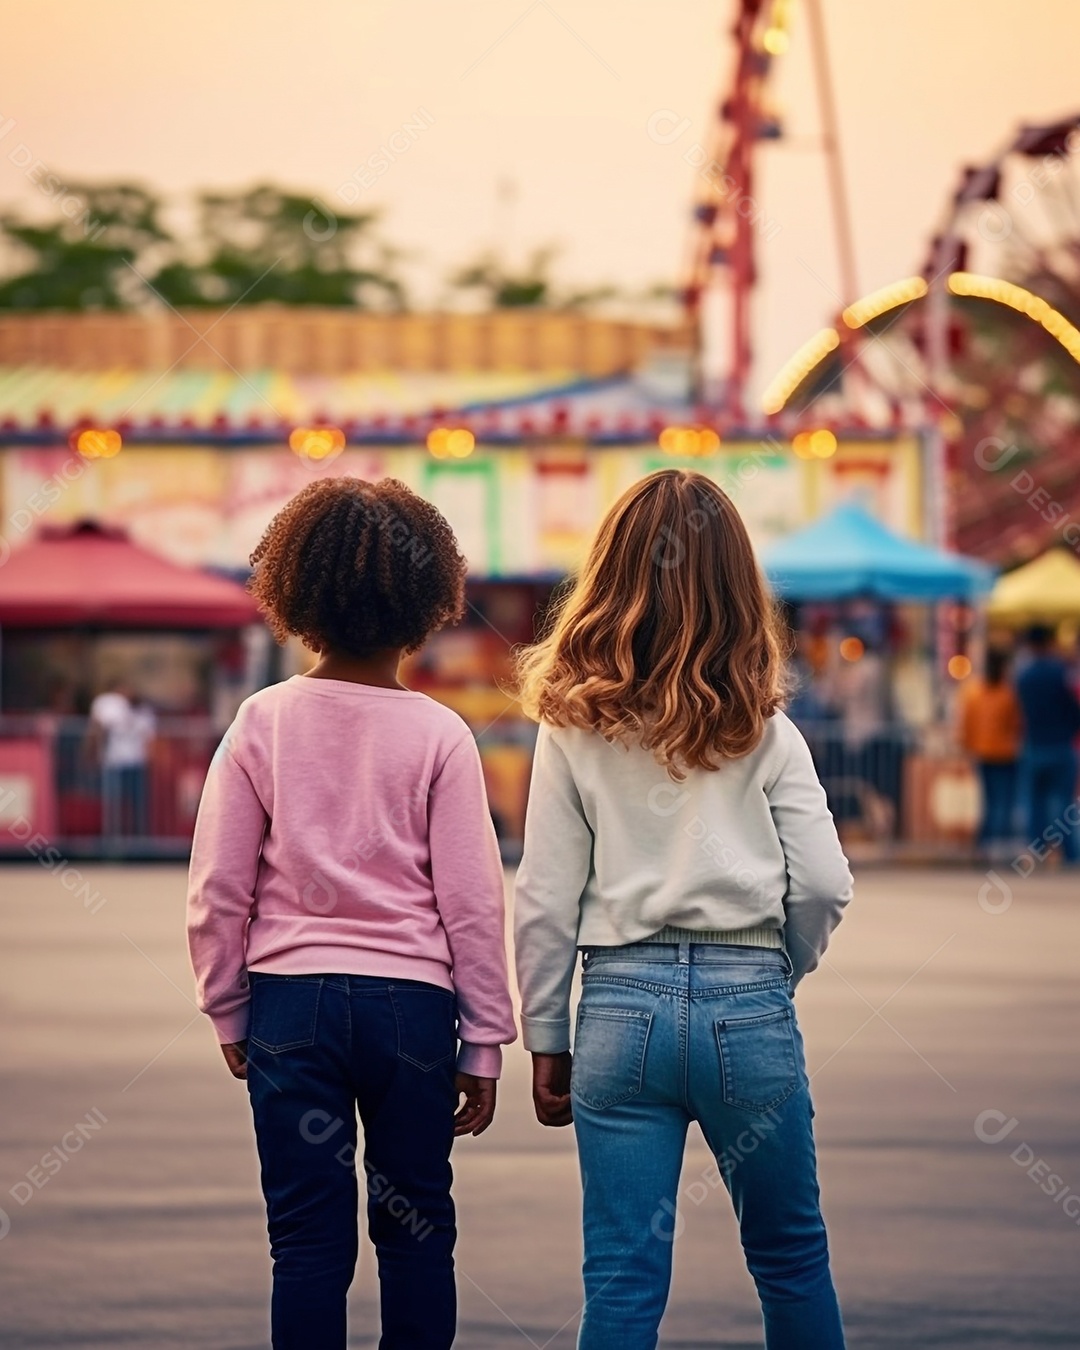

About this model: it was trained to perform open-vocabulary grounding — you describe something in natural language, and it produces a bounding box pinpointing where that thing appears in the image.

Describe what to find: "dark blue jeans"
[572,943,845,1350]
[101,763,149,836]
[977,760,1017,847]
[1021,745,1079,862]
[245,972,459,1350]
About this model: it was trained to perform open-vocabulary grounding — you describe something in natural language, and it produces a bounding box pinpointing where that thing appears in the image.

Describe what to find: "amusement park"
[1,1,1079,1347]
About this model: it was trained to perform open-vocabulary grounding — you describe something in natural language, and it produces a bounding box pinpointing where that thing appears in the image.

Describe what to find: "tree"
[0,182,170,310]
[0,180,408,311]
[448,246,559,308]
[446,245,648,313]
[149,184,406,309]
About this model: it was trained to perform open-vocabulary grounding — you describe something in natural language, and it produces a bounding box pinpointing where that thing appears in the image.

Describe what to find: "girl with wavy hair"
[514,468,852,1350]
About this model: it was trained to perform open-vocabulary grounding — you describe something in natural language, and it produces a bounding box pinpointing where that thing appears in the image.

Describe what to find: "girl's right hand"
[531,1051,573,1127]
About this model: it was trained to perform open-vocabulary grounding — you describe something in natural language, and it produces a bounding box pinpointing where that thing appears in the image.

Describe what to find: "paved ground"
[1,862,1078,1349]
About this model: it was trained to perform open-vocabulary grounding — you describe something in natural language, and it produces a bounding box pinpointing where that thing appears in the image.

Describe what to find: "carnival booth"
[0,521,260,854]
[987,548,1080,629]
[763,501,994,852]
[0,306,935,856]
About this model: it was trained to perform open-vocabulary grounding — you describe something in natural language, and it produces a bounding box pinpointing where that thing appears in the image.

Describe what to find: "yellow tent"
[988,548,1080,625]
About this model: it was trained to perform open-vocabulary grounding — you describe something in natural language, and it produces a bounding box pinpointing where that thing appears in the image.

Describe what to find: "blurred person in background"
[1016,626,1080,865]
[958,648,1021,857]
[89,678,157,837]
[825,631,904,838]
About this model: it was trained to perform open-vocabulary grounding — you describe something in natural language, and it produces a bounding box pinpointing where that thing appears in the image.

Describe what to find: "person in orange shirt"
[959,649,1022,854]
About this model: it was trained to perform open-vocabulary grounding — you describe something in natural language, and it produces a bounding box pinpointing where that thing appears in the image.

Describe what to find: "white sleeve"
[513,726,594,1053]
[766,717,854,985]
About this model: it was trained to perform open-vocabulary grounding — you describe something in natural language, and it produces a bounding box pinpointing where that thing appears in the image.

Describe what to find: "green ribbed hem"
[637,924,783,949]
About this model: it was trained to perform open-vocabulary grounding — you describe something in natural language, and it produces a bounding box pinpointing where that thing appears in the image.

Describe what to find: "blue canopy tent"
[762,501,994,601]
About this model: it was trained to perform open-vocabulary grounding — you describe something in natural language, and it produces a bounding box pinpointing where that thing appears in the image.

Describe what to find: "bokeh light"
[658,426,721,456]
[792,429,838,459]
[427,427,476,459]
[75,428,123,459]
[286,426,345,464]
[839,636,865,662]
[288,426,346,460]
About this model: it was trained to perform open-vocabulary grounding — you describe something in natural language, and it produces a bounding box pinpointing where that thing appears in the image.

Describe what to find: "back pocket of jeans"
[572,1007,652,1110]
[249,977,321,1054]
[390,985,457,1072]
[715,1007,798,1113]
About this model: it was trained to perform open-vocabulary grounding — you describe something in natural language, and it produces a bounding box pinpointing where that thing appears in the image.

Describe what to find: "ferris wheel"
[760,112,1080,558]
[919,116,1080,559]
[684,7,1080,563]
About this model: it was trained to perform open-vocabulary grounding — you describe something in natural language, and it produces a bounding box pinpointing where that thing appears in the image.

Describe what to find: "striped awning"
[0,364,685,443]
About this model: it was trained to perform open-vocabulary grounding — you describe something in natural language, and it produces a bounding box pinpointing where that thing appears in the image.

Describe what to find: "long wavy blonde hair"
[516,469,788,777]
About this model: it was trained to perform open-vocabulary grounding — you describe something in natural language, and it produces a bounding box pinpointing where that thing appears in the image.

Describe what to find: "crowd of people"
[782,619,1080,864]
[958,626,1080,863]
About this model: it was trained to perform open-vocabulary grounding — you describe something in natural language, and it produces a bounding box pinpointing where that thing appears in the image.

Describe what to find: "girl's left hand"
[454,1073,497,1136]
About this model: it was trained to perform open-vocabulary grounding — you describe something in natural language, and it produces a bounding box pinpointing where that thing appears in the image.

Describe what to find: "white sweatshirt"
[514,711,853,1053]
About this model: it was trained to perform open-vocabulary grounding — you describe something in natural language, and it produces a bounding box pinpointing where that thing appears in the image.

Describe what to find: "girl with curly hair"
[514,468,852,1350]
[187,476,516,1350]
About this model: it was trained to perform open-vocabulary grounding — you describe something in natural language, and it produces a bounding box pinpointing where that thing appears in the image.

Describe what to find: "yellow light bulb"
[762,26,789,55]
[447,429,475,458]
[791,432,813,459]
[76,428,122,459]
[809,428,837,458]
[427,427,475,459]
[289,427,345,460]
[697,428,721,455]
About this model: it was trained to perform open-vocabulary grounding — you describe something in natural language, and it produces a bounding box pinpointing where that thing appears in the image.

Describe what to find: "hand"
[532,1051,573,1127]
[220,1041,248,1080]
[454,1073,497,1137]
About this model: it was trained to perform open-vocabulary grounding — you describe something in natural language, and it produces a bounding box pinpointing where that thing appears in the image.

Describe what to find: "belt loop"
[677,936,691,965]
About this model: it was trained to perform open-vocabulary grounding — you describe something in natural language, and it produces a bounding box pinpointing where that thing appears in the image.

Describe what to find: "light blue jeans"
[572,941,845,1350]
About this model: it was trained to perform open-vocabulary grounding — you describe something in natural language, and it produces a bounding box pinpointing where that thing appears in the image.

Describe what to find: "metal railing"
[792,717,981,860]
[0,713,982,863]
[0,715,219,859]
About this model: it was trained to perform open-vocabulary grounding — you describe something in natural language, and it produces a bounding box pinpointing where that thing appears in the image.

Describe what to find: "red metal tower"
[683,0,857,423]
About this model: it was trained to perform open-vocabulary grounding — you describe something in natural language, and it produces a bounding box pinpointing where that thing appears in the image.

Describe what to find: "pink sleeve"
[428,735,518,1078]
[187,739,268,1044]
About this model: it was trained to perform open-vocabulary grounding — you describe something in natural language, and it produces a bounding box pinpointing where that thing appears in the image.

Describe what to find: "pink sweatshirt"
[186,675,517,1078]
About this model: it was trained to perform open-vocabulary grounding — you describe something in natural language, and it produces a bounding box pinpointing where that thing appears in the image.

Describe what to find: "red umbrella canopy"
[0,521,260,628]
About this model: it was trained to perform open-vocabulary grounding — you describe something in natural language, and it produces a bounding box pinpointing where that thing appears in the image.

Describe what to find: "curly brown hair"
[248,476,467,656]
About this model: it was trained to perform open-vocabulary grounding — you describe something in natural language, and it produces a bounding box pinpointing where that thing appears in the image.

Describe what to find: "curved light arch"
[762,273,1080,414]
[947,272,1080,363]
[761,328,840,416]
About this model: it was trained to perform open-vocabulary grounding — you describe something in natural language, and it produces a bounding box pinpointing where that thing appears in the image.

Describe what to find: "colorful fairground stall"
[0,309,945,858]
[0,520,260,855]
[762,501,994,853]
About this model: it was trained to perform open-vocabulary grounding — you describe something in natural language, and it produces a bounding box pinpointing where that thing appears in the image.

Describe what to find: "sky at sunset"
[2,0,1078,393]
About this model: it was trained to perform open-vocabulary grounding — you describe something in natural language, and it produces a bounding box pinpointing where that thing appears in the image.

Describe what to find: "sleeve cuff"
[457,1041,503,1079]
[209,1004,251,1045]
[521,1016,572,1054]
